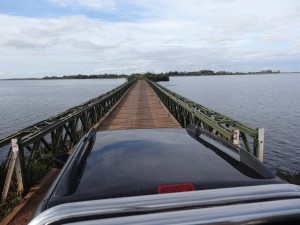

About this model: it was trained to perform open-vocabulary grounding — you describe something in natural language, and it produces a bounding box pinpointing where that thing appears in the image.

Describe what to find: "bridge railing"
[0,80,136,203]
[147,79,264,160]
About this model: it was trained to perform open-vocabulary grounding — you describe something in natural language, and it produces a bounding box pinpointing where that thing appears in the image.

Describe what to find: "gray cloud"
[0,0,300,78]
[4,39,48,49]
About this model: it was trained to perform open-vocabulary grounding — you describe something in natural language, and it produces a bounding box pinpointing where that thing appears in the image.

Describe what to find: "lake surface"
[0,79,126,159]
[0,74,299,172]
[159,74,300,172]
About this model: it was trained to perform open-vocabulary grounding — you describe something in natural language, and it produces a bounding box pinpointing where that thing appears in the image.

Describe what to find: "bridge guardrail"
[147,79,264,160]
[0,80,136,203]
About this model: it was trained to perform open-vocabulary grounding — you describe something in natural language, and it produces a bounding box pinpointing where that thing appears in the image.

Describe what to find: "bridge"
[0,79,264,224]
[98,80,180,130]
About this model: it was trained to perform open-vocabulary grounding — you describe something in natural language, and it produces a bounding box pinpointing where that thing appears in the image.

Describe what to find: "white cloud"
[47,0,117,11]
[0,0,300,78]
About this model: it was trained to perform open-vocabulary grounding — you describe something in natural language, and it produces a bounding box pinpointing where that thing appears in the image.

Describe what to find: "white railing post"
[233,129,240,147]
[257,128,264,162]
[1,139,24,203]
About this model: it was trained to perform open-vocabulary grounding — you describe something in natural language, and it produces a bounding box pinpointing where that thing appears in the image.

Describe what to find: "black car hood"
[47,128,281,208]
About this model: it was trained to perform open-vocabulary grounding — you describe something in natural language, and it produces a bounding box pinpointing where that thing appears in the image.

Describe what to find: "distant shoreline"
[1,71,299,80]
[2,77,127,80]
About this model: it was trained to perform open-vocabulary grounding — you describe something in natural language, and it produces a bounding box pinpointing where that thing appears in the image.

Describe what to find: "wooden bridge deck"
[97,80,180,130]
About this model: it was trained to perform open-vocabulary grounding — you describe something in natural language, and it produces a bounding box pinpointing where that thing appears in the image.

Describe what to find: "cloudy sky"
[0,0,299,78]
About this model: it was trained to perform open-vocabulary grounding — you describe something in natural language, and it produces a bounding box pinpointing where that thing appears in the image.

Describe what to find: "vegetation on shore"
[42,70,280,80]
[165,69,281,76]
[42,69,281,80]
[5,69,284,80]
[276,168,300,185]
[43,74,128,79]
[43,72,170,81]
[127,72,169,82]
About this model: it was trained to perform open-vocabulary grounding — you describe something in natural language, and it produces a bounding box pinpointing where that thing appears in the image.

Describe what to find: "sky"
[0,0,299,78]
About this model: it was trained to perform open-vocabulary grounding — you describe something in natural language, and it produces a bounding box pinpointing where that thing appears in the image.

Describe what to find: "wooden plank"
[98,80,181,130]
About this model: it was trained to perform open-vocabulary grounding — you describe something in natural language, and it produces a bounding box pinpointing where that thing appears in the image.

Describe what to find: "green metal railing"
[147,79,264,159]
[0,80,136,202]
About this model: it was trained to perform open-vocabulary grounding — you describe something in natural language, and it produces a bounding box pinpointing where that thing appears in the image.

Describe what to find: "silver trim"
[29,184,300,225]
[71,199,300,225]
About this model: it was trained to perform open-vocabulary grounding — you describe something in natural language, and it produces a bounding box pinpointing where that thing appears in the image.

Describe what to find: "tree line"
[42,70,281,81]
[127,72,169,82]
[165,69,280,76]
[43,74,128,79]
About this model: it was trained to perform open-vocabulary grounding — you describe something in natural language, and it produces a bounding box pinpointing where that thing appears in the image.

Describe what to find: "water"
[159,74,300,172]
[0,79,126,159]
[0,75,299,172]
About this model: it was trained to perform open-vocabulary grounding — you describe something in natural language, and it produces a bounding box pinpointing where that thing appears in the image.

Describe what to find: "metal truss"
[0,80,136,196]
[147,79,264,159]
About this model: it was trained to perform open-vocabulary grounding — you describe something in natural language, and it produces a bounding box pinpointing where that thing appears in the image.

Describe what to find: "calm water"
[0,79,126,159]
[159,74,300,172]
[0,75,299,172]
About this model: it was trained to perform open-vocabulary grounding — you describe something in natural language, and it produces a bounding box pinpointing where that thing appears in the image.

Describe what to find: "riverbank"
[3,70,299,81]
